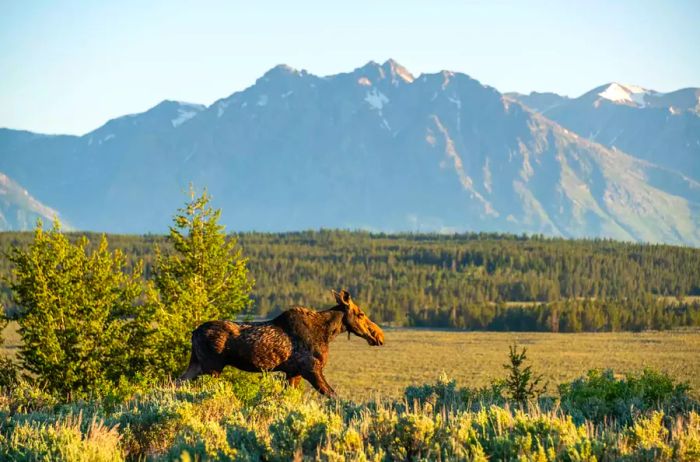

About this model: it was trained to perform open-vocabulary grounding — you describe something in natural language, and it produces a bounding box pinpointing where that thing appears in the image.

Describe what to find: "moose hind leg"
[179,358,203,381]
[179,336,204,381]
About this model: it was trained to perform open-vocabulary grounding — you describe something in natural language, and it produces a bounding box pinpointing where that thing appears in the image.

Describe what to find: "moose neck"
[320,308,347,343]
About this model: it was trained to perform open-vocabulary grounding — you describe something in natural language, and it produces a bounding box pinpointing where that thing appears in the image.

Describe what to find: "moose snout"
[367,323,385,346]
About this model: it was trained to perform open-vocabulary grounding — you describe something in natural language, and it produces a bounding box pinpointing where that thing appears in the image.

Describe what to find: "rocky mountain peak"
[1,60,698,244]
[381,59,414,84]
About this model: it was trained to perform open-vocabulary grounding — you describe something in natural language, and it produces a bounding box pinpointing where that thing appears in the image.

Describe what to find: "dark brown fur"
[180,289,384,396]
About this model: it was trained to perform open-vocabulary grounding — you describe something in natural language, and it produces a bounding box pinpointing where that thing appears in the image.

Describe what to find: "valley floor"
[325,329,700,400]
[3,324,699,399]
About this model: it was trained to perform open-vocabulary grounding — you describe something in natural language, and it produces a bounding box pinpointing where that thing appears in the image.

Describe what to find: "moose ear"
[333,289,351,307]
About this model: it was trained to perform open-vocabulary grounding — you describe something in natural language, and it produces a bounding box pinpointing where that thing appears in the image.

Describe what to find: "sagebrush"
[0,370,698,461]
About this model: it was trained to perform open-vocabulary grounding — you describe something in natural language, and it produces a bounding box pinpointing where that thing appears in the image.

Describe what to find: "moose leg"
[286,374,302,388]
[302,370,336,397]
[179,359,203,381]
[179,341,204,381]
[179,350,222,380]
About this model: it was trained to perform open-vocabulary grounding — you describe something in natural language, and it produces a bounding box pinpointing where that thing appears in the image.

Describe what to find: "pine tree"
[8,221,150,398]
[503,344,545,405]
[150,189,254,376]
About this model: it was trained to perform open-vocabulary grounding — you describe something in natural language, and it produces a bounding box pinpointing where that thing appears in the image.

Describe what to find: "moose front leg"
[302,370,336,397]
[286,374,302,388]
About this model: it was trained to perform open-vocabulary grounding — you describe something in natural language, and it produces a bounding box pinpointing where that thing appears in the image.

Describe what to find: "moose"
[180,289,385,396]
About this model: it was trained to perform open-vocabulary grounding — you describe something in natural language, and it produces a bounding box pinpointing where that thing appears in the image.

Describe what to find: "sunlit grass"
[325,328,700,400]
[1,373,699,461]
[4,322,700,400]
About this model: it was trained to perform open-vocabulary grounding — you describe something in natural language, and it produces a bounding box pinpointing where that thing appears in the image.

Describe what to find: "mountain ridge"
[508,82,700,179]
[0,171,68,231]
[1,60,699,245]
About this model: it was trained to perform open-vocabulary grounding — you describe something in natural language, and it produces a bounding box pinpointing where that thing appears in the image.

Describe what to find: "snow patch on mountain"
[364,88,389,110]
[171,109,198,127]
[598,83,649,107]
[483,158,492,193]
[217,101,228,118]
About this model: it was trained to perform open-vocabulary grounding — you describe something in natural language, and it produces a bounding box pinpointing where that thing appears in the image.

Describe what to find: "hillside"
[1,61,699,245]
[0,171,65,231]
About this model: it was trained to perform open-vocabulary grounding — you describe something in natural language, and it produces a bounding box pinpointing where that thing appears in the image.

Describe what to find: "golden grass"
[325,328,700,400]
[3,322,699,401]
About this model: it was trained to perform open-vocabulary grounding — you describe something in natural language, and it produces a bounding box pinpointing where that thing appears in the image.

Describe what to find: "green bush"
[165,414,237,461]
[402,374,517,414]
[2,191,256,403]
[268,404,343,460]
[225,420,267,461]
[3,379,60,414]
[391,412,436,460]
[114,394,181,457]
[404,373,468,411]
[0,415,123,462]
[559,368,697,425]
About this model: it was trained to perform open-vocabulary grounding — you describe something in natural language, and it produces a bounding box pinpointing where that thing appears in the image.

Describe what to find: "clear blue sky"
[2,0,699,135]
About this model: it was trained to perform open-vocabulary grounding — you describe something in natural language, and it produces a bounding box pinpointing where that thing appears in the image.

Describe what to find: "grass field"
[3,322,700,400]
[325,328,700,400]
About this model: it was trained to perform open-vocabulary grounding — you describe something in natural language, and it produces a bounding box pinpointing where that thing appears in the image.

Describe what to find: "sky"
[1,0,699,135]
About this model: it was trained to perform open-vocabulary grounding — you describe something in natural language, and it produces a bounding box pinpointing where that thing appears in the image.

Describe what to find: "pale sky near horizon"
[2,0,699,135]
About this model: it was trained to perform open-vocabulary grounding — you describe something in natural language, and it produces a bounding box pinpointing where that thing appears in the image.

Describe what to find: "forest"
[2,229,699,332]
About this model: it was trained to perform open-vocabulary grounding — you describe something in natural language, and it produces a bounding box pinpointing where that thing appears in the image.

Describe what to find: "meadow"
[4,322,700,400]
[326,329,700,400]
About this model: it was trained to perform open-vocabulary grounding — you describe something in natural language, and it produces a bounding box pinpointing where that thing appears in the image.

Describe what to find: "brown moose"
[180,289,384,396]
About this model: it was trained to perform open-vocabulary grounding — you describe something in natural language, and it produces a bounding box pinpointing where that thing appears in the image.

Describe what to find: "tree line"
[2,228,700,333]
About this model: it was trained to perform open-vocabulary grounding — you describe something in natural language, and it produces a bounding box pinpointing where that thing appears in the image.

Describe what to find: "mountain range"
[1,60,699,245]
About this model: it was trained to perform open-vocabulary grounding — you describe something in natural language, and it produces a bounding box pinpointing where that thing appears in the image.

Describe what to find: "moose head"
[332,289,385,346]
